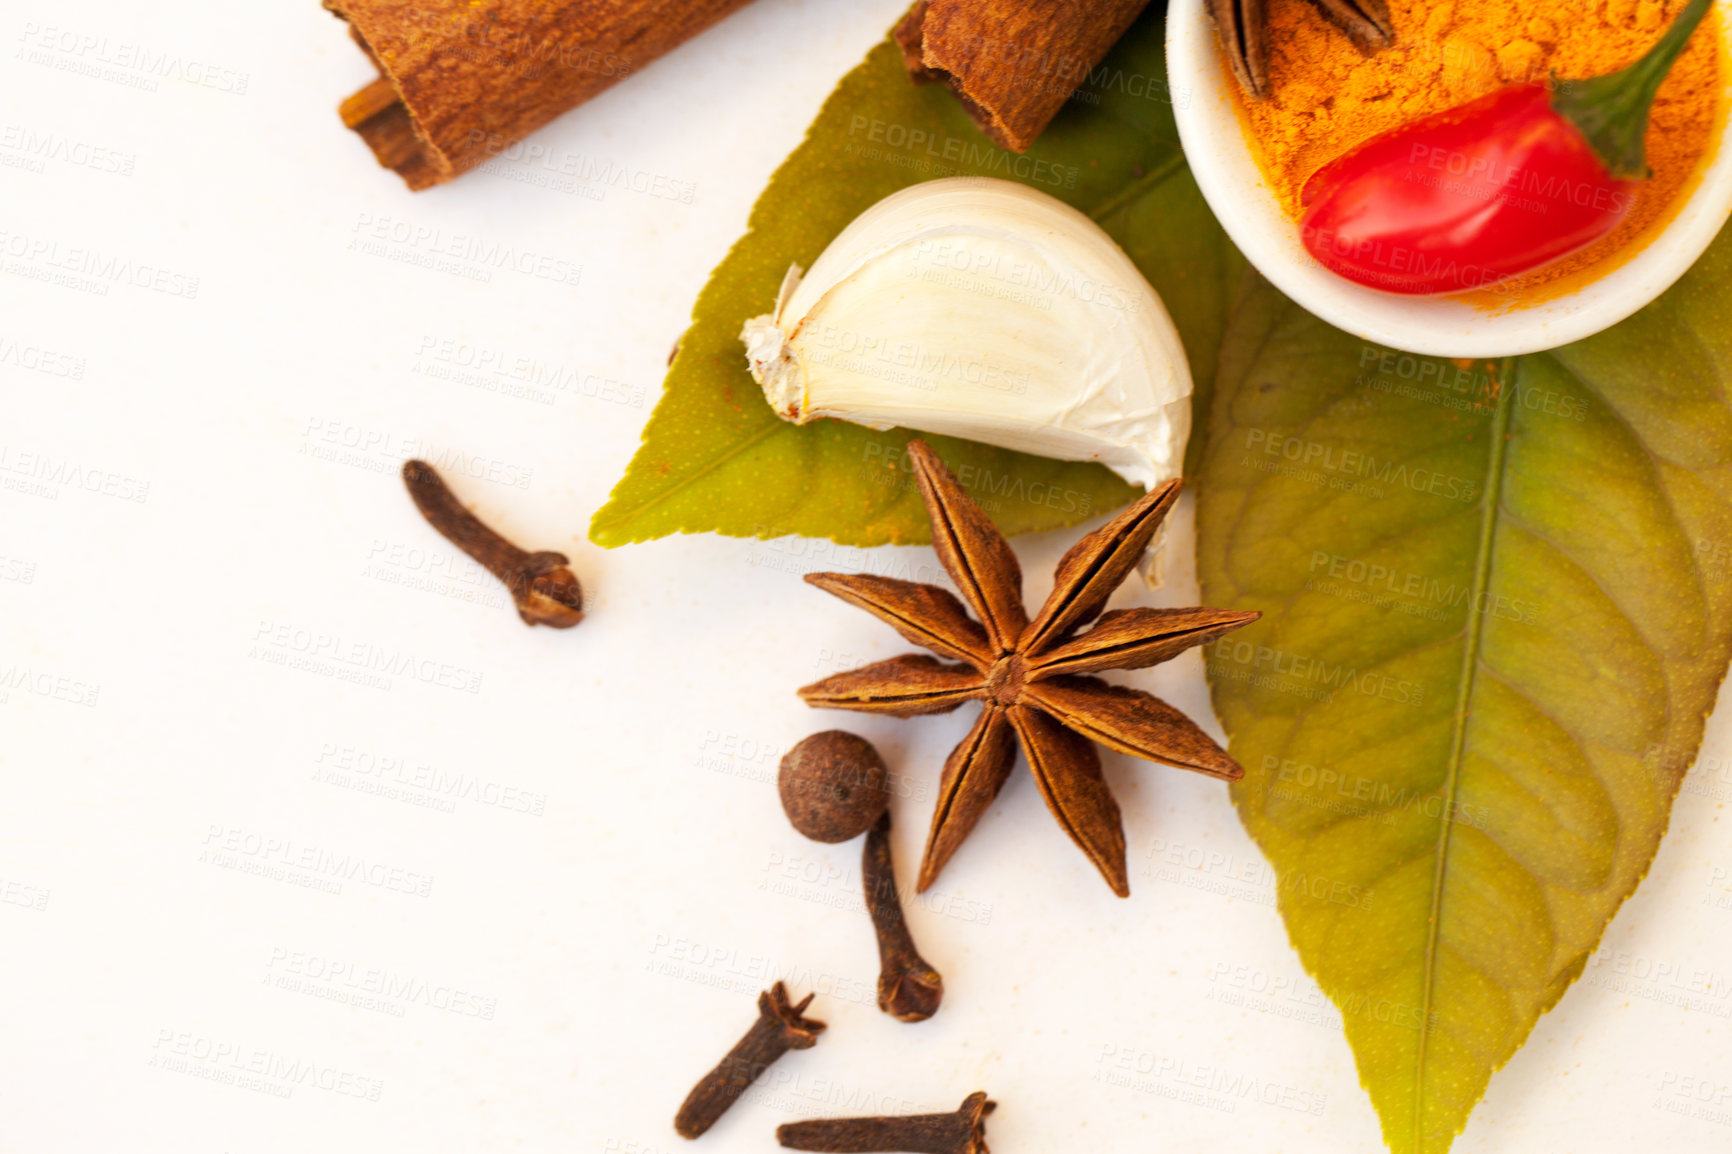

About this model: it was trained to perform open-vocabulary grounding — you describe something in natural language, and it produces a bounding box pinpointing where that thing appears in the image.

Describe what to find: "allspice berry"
[779,731,891,843]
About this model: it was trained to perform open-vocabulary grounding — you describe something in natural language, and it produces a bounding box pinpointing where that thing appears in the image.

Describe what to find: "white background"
[3,2,1731,1151]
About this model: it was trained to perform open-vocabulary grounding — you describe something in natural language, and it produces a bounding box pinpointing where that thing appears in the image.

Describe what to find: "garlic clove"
[741,177,1191,490]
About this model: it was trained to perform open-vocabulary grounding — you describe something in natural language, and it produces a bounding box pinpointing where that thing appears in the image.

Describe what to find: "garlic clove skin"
[741,177,1191,490]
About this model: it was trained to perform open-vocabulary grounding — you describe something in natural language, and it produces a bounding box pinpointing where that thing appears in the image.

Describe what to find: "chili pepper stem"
[1552,0,1714,179]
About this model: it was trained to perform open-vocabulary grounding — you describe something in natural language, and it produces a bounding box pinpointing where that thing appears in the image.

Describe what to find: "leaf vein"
[1087,154,1188,225]
[1537,350,1723,648]
[1413,359,1516,1149]
[590,417,788,540]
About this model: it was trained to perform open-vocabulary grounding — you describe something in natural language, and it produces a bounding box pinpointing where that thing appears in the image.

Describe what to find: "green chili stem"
[1552,0,1715,180]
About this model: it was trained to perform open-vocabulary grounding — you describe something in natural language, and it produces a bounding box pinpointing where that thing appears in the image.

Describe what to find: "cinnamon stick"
[893,0,1154,153]
[325,0,758,191]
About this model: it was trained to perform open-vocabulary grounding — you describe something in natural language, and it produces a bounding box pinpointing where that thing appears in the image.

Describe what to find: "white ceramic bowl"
[1166,0,1732,358]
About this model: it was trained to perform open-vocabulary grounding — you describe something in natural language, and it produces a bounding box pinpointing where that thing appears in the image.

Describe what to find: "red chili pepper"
[1299,0,1713,295]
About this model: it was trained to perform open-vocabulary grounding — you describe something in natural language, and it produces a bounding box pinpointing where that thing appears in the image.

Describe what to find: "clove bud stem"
[777,1091,994,1154]
[674,983,825,1139]
[864,812,943,1023]
[401,459,584,628]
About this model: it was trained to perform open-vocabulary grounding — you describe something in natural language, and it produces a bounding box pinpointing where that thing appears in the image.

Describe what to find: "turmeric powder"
[1235,0,1723,293]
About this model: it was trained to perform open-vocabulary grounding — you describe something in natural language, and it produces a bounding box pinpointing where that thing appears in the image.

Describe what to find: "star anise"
[1208,0,1395,100]
[797,441,1261,897]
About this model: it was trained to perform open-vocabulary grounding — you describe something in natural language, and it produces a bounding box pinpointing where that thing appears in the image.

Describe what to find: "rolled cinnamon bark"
[326,0,758,191]
[894,0,1154,153]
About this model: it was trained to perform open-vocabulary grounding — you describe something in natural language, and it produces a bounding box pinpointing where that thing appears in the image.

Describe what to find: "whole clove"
[777,1091,995,1154]
[674,983,825,1140]
[401,459,584,629]
[864,813,943,1023]
[779,731,892,843]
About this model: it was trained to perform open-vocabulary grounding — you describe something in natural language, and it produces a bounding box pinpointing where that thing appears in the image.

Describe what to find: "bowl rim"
[1166,0,1732,359]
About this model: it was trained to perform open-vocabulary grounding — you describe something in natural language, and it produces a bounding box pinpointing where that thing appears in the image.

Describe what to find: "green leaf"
[1196,237,1732,1152]
[589,10,1241,547]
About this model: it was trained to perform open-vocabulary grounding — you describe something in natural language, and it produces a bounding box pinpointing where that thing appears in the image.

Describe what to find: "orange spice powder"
[1235,0,1724,293]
